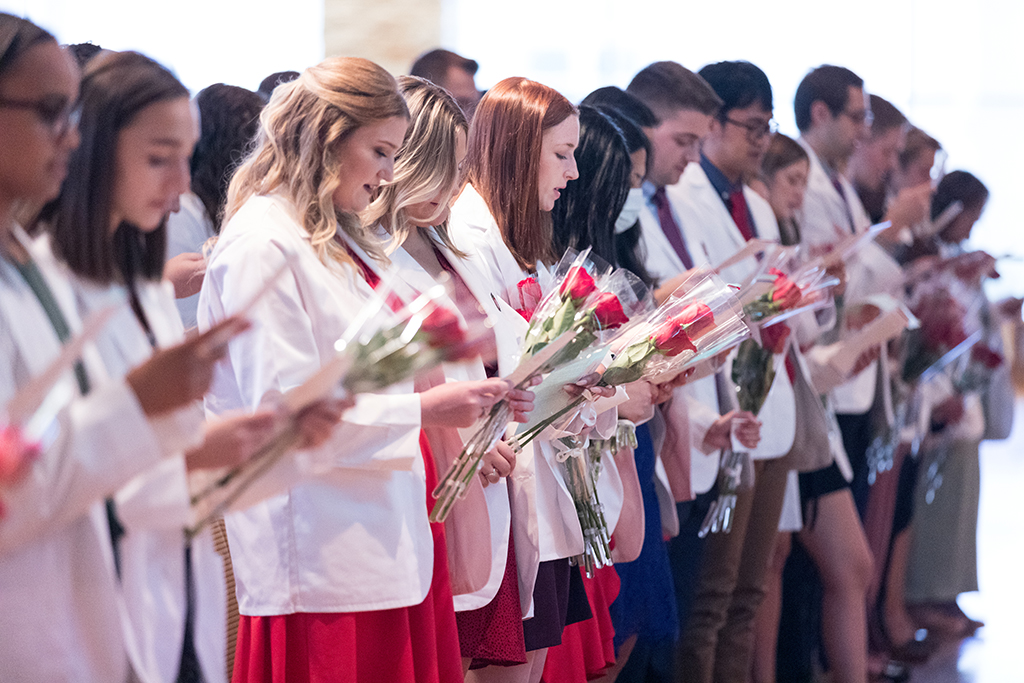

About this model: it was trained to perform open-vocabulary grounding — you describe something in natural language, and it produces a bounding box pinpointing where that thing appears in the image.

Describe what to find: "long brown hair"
[225,57,408,269]
[466,77,576,269]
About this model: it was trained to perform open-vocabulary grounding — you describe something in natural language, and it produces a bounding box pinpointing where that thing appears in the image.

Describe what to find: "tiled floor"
[909,403,1024,683]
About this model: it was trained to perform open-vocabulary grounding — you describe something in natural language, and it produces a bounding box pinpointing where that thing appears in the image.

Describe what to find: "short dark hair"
[257,70,299,101]
[0,13,55,80]
[899,127,941,170]
[698,60,772,119]
[627,61,722,121]
[581,86,658,128]
[410,48,478,85]
[65,42,103,68]
[932,170,988,220]
[794,64,863,132]
[37,51,189,284]
[868,94,907,136]
[191,84,265,231]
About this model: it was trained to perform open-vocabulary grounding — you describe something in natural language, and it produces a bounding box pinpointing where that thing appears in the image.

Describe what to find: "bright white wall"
[444,0,1024,297]
[10,0,324,95]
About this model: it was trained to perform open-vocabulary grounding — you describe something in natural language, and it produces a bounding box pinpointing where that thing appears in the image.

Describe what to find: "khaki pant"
[676,457,790,683]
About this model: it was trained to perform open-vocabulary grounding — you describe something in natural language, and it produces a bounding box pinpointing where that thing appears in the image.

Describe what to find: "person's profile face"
[852,125,903,192]
[331,115,409,214]
[406,127,468,228]
[0,41,80,206]
[537,115,579,212]
[111,96,198,232]
[715,102,773,179]
[646,108,712,188]
[767,158,809,222]
[833,86,871,161]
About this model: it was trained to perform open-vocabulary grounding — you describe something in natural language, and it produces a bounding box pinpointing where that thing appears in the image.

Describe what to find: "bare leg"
[750,532,790,683]
[882,526,917,645]
[466,649,547,683]
[798,489,873,683]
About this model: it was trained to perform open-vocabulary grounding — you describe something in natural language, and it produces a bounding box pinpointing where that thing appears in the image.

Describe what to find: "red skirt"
[231,433,462,683]
[540,565,620,682]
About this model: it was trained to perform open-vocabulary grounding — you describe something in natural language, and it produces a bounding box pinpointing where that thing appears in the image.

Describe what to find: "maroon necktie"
[830,174,856,234]
[728,188,755,242]
[652,187,694,269]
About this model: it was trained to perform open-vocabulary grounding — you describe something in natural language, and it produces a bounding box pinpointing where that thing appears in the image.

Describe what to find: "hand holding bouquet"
[430,249,646,522]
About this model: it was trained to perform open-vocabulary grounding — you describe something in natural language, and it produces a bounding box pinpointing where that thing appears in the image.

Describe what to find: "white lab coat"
[166,192,216,331]
[796,138,902,415]
[71,275,228,683]
[636,180,720,498]
[198,193,433,615]
[671,162,797,462]
[0,227,188,683]
[448,185,584,612]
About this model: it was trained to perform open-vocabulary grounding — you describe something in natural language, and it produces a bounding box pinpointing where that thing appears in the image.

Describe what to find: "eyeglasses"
[839,108,874,127]
[723,116,778,142]
[0,95,80,138]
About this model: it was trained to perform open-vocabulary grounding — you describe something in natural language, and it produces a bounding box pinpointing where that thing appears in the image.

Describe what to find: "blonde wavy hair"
[224,56,409,268]
[363,76,468,260]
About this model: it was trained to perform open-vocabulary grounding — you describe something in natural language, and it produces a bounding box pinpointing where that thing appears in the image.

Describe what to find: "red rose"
[560,266,597,302]
[768,270,801,310]
[675,302,715,339]
[759,322,791,354]
[517,277,542,313]
[592,292,629,329]
[0,425,38,484]
[651,319,697,357]
[420,305,465,348]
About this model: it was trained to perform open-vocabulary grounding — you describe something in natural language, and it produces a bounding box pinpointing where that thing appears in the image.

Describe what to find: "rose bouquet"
[900,287,970,383]
[430,249,648,523]
[953,342,1003,393]
[511,267,749,449]
[189,283,478,536]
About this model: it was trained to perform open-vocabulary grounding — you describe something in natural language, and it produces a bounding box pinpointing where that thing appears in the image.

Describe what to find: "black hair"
[0,13,55,80]
[191,83,265,231]
[794,65,863,132]
[581,86,659,128]
[698,60,773,119]
[36,51,189,284]
[550,106,630,271]
[65,42,103,69]
[868,94,907,136]
[932,170,988,220]
[257,70,299,101]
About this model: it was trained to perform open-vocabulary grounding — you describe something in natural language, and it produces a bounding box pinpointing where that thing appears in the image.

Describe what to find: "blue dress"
[609,422,680,650]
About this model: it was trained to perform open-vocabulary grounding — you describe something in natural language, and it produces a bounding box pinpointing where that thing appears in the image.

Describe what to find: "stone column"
[324,0,442,76]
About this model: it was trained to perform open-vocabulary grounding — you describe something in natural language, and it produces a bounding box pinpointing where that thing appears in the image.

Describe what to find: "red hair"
[466,77,577,269]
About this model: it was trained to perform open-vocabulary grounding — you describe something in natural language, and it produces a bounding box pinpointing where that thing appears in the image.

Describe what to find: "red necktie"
[729,188,755,242]
[652,187,694,269]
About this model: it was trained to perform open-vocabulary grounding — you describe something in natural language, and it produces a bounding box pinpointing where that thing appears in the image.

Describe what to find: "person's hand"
[825,260,847,297]
[884,182,932,232]
[563,371,616,399]
[997,297,1023,321]
[931,395,965,428]
[164,252,207,299]
[617,381,656,424]
[126,316,250,417]
[948,250,998,283]
[420,378,511,428]
[185,411,277,471]
[479,440,516,487]
[850,345,881,376]
[702,410,761,451]
[294,397,353,449]
[844,303,881,332]
[653,267,700,305]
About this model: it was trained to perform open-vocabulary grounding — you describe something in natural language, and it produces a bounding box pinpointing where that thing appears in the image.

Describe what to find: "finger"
[507,389,535,403]
[492,457,512,478]
[508,398,535,413]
